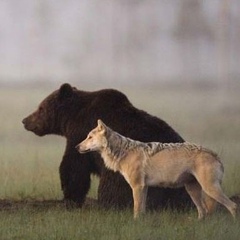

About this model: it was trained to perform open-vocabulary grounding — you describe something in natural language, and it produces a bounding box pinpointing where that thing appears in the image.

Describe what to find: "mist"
[0,0,239,87]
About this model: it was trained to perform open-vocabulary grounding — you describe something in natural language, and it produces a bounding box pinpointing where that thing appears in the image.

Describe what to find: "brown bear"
[22,83,192,210]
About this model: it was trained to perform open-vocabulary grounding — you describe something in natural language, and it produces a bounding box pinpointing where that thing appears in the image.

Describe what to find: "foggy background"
[0,0,239,87]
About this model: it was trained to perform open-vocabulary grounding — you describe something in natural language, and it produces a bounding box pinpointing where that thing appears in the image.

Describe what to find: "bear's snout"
[22,116,41,135]
[22,117,33,130]
[22,117,32,128]
[22,118,27,125]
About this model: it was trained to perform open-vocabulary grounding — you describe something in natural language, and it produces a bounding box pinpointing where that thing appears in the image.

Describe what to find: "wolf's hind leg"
[195,162,237,218]
[201,183,237,218]
[185,181,207,220]
[202,192,217,215]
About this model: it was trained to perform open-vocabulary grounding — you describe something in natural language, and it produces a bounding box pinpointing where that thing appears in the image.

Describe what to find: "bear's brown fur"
[22,83,192,210]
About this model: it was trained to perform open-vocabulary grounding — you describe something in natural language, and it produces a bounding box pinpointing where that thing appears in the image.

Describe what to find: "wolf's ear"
[58,83,73,101]
[97,119,106,132]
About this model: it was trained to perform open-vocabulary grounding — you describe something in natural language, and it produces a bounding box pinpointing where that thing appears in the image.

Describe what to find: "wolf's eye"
[88,135,92,139]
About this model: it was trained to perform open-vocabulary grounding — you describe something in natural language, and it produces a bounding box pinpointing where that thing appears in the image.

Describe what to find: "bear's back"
[73,88,183,144]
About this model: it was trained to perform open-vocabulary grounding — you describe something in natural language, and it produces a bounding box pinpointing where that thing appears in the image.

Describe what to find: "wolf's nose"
[22,118,26,124]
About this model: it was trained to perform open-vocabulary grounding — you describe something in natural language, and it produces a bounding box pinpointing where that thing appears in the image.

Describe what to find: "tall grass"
[0,84,240,239]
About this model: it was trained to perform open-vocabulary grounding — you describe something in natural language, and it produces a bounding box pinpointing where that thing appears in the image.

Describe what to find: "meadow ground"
[0,82,240,240]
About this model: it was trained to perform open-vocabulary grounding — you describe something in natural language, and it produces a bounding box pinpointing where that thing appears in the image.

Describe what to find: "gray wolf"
[76,119,237,219]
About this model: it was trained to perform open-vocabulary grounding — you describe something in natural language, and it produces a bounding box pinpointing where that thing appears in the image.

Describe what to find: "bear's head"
[22,83,75,136]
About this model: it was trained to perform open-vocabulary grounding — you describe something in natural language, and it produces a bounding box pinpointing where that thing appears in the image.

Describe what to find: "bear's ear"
[58,83,73,101]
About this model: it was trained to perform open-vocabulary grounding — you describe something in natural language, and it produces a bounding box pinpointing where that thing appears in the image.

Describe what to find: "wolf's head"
[76,119,108,154]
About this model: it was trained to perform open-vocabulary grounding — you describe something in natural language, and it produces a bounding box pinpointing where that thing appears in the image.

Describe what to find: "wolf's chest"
[101,153,119,172]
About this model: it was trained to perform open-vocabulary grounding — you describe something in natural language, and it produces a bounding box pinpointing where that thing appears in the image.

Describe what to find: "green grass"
[0,83,240,239]
[0,207,239,240]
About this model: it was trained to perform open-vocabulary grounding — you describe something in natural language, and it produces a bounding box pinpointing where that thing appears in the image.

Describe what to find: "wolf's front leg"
[132,185,146,219]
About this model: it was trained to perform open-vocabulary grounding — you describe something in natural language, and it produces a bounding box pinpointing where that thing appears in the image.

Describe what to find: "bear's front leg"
[59,149,91,209]
[98,169,133,209]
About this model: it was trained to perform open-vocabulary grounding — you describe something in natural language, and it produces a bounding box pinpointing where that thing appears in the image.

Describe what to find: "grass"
[0,207,239,240]
[0,83,240,239]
